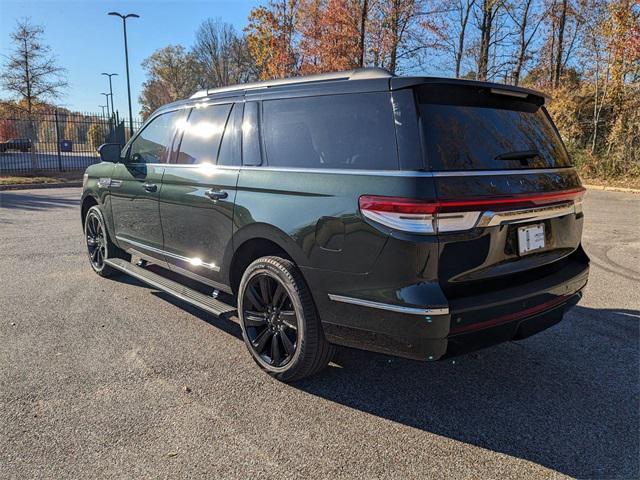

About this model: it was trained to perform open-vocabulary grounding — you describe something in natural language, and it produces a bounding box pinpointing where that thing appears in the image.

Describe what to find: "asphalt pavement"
[0,187,638,479]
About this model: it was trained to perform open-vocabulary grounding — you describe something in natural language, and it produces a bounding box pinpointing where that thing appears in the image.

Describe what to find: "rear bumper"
[306,255,589,361]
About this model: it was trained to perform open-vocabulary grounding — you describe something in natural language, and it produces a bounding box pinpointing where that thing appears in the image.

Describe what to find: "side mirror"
[98,143,122,163]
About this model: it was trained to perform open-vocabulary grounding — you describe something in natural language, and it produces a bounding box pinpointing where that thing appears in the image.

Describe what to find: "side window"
[262,92,398,170]
[242,101,262,166]
[128,110,181,164]
[218,103,242,166]
[174,104,232,164]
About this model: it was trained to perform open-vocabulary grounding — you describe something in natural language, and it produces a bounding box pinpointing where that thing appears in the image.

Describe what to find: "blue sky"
[0,0,262,117]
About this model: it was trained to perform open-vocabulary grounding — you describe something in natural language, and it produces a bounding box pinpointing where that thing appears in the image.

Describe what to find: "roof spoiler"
[391,77,550,105]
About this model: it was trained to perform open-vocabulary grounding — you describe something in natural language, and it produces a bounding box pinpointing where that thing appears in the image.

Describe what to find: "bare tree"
[553,0,569,86]
[1,19,67,168]
[506,0,544,85]
[192,18,256,88]
[1,19,67,113]
[474,0,506,80]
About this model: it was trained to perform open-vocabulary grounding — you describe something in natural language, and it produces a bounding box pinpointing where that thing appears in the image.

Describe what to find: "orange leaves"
[298,0,363,74]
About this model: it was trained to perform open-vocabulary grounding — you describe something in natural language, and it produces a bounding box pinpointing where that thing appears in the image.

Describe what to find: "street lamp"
[100,93,111,118]
[108,11,139,136]
[98,105,108,117]
[101,72,118,118]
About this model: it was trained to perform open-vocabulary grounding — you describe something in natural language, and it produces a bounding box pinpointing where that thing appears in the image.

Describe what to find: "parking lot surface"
[0,187,638,479]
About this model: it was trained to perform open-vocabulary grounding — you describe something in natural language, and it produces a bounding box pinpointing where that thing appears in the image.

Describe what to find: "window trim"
[170,102,233,165]
[122,107,186,165]
[259,91,399,171]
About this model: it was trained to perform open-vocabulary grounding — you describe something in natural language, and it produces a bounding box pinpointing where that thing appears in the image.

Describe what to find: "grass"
[0,173,82,186]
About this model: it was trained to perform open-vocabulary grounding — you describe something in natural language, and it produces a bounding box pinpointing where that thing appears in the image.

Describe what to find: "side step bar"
[104,258,236,317]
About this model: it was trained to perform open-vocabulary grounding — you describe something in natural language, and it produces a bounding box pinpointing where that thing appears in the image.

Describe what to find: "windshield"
[417,85,571,171]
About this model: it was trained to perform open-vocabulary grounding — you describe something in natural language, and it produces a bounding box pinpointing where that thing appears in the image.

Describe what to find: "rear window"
[418,85,570,171]
[262,92,398,170]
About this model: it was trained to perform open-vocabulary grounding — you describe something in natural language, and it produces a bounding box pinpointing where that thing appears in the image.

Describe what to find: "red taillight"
[436,187,586,212]
[359,187,585,234]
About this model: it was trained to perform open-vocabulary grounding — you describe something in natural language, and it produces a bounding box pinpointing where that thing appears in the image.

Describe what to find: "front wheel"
[238,256,335,382]
[84,205,129,277]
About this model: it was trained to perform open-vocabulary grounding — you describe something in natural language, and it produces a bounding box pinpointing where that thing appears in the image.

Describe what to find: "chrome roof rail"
[190,67,393,99]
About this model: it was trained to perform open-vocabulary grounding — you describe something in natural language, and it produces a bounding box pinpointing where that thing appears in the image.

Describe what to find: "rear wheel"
[84,205,129,277]
[238,256,334,382]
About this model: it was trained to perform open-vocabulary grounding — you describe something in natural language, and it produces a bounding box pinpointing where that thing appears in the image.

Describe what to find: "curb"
[583,184,640,194]
[0,181,83,191]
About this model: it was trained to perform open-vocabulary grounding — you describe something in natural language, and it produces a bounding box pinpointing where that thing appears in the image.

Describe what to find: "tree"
[474,0,506,80]
[368,0,431,74]
[298,0,363,74]
[428,0,477,78]
[0,19,67,114]
[0,119,18,141]
[506,0,544,85]
[245,1,301,80]
[192,18,256,88]
[139,45,200,118]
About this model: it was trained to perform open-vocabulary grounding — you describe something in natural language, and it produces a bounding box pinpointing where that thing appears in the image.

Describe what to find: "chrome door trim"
[328,294,449,316]
[116,236,221,272]
[143,163,574,178]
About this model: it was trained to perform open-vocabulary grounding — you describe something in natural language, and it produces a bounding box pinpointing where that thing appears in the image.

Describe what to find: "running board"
[104,258,236,317]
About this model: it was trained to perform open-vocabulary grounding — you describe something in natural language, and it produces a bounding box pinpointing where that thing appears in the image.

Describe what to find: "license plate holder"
[518,223,545,255]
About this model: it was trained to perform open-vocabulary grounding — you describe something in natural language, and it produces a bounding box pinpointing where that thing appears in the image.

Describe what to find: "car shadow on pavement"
[293,305,639,479]
[0,191,79,211]
[108,277,639,478]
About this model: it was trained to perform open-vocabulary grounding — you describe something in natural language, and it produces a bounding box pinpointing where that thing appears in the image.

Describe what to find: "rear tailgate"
[415,82,586,298]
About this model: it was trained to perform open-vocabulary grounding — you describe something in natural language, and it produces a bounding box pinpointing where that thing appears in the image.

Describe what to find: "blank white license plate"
[518,224,545,255]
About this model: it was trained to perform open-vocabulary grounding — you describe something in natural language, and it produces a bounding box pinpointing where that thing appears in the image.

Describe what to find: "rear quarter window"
[418,85,571,171]
[262,92,398,170]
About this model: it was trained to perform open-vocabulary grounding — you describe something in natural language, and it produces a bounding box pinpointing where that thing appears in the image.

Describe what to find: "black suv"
[81,68,589,381]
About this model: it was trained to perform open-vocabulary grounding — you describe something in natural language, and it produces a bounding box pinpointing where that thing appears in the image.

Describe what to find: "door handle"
[143,183,157,193]
[205,189,228,201]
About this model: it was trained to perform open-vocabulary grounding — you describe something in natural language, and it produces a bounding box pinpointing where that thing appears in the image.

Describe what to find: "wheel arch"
[80,195,99,228]
[227,223,309,295]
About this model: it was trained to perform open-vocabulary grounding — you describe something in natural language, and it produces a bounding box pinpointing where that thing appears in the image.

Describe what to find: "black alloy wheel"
[238,256,335,382]
[242,273,299,368]
[86,209,107,271]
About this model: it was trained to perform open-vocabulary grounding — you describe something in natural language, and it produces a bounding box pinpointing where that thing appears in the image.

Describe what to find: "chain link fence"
[0,111,142,174]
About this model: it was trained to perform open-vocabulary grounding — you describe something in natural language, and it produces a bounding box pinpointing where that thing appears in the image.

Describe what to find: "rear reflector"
[359,187,585,234]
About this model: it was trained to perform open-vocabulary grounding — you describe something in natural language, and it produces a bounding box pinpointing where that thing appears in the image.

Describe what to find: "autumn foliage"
[133,0,639,184]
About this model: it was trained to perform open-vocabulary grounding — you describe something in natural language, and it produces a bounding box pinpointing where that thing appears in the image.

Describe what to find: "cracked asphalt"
[0,187,638,479]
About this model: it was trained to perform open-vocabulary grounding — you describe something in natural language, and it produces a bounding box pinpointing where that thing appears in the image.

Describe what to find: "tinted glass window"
[262,93,397,170]
[128,110,181,164]
[418,85,570,171]
[218,103,241,166]
[242,102,261,166]
[175,104,232,164]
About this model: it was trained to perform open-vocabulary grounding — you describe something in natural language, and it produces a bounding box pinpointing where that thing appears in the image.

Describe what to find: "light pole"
[100,93,111,118]
[108,12,139,137]
[98,105,107,117]
[101,73,118,118]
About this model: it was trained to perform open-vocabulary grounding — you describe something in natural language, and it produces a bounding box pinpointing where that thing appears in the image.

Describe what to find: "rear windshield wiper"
[494,150,541,161]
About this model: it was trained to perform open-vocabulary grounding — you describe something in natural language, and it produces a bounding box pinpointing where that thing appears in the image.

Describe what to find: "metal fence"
[0,110,143,174]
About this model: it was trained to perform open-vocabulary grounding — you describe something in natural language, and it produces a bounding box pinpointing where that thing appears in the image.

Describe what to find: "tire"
[84,205,130,277]
[238,256,335,382]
